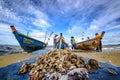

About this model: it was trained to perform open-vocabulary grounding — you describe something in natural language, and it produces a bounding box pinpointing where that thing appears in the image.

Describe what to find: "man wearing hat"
[53,34,58,48]
[71,36,76,50]
[95,33,102,52]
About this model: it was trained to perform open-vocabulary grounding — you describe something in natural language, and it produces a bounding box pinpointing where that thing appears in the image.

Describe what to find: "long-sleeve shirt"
[95,34,101,39]
[71,38,76,44]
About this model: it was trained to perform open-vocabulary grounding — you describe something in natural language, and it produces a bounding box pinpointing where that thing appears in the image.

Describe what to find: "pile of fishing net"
[17,49,117,80]
[0,49,120,80]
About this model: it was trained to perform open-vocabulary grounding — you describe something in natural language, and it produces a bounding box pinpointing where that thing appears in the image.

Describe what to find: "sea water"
[0,45,120,55]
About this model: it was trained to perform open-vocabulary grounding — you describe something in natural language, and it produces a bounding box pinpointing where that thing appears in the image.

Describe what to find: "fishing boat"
[75,31,105,50]
[10,25,47,52]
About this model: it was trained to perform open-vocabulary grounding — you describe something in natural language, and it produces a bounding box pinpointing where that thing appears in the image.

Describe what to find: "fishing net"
[0,55,120,80]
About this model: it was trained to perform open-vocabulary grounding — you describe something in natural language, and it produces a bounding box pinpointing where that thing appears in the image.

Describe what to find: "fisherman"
[71,36,76,50]
[95,33,102,52]
[58,33,65,49]
[53,34,58,48]
[57,33,69,49]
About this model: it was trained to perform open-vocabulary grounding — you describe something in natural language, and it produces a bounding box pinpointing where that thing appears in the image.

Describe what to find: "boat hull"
[75,31,105,50]
[10,26,46,52]
[75,39,100,50]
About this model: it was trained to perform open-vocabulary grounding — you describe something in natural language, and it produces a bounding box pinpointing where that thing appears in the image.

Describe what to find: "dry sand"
[74,50,120,66]
[0,50,120,68]
[0,53,37,68]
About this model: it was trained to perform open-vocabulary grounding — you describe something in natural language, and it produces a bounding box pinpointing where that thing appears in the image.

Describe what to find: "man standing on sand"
[58,33,65,49]
[57,33,69,49]
[71,36,76,50]
[95,33,102,52]
[53,34,58,48]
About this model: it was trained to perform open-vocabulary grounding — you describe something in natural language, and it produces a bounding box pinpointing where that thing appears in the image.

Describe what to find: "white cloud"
[0,23,10,33]
[67,25,85,34]
[28,29,53,45]
[87,0,120,31]
[0,23,19,45]
[28,5,47,19]
[29,29,46,40]
[105,25,120,31]
[104,21,120,31]
[28,5,52,30]
[0,0,52,30]
[33,19,51,29]
[57,0,83,13]
[102,31,120,45]
[0,1,20,23]
[88,25,98,30]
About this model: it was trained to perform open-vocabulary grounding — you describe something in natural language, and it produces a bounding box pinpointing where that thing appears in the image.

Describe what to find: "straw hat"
[55,34,58,37]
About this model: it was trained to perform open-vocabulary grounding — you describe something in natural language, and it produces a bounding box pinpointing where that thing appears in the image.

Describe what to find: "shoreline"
[0,50,120,68]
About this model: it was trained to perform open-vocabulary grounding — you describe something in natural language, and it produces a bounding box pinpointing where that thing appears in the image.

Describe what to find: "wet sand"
[0,53,37,68]
[0,50,120,68]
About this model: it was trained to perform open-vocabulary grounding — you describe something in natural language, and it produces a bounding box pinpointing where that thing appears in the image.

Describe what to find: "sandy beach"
[0,53,37,68]
[74,50,120,66]
[0,50,120,68]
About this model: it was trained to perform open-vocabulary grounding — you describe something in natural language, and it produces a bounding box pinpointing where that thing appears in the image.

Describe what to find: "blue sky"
[0,0,120,45]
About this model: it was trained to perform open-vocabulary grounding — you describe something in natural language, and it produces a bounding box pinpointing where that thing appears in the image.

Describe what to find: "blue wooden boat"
[10,25,47,52]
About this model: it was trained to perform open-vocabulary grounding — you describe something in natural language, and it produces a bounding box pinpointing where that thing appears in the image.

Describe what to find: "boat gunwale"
[76,31,105,44]
[76,38,100,44]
